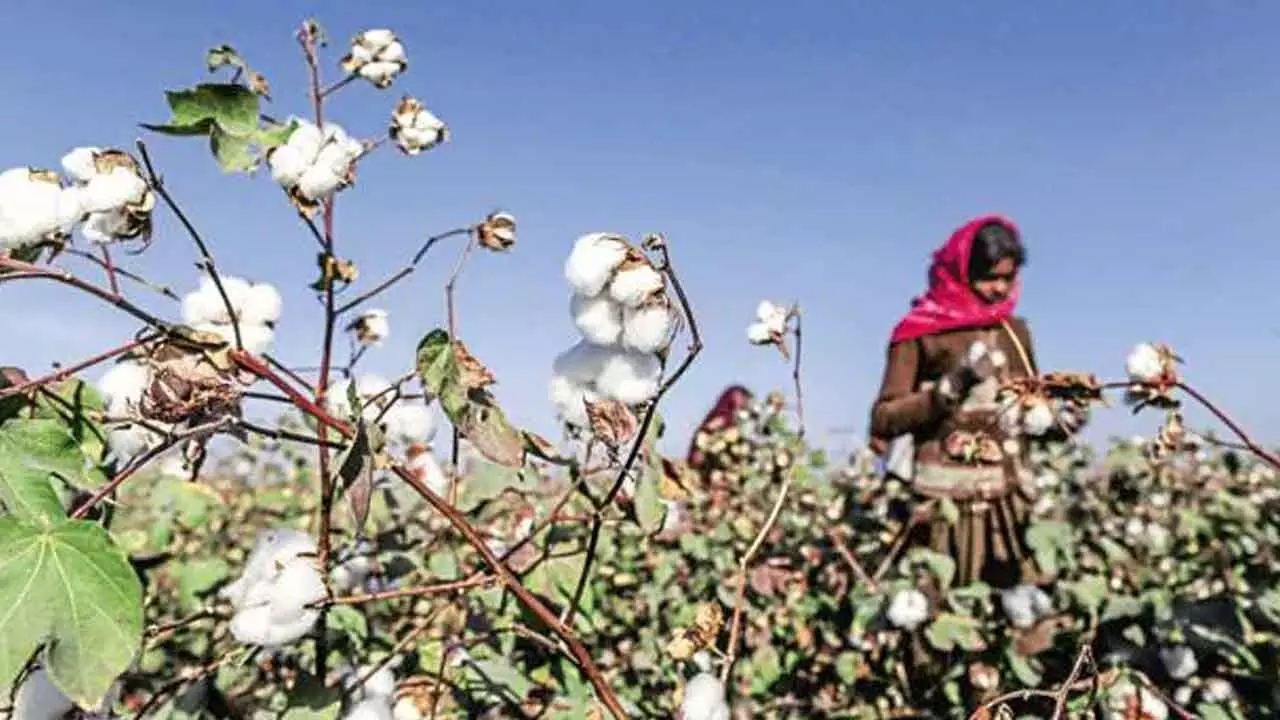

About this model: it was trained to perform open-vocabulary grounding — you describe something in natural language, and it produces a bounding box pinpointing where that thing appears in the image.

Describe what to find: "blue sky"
[3,1,1280,455]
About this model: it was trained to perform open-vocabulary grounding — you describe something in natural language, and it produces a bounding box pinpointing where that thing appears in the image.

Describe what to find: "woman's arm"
[868,340,951,444]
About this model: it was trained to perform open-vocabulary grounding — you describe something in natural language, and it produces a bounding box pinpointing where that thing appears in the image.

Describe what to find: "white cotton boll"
[358,665,397,699]
[1124,517,1145,538]
[549,375,596,427]
[746,321,773,345]
[267,556,328,614]
[383,402,436,445]
[622,304,675,353]
[359,62,402,86]
[1203,678,1234,703]
[1126,343,1164,383]
[1021,399,1055,437]
[181,284,225,326]
[393,697,424,720]
[61,146,100,183]
[565,233,629,297]
[1000,585,1041,629]
[0,168,69,249]
[596,350,661,405]
[351,309,391,347]
[99,360,150,415]
[13,667,75,720]
[268,143,313,187]
[407,447,449,497]
[377,41,406,64]
[242,283,283,325]
[296,166,344,202]
[106,424,160,464]
[680,672,730,720]
[314,138,361,179]
[81,167,147,214]
[216,276,254,317]
[551,341,612,385]
[226,532,326,647]
[1159,645,1197,681]
[608,263,664,307]
[1030,586,1054,616]
[343,699,394,720]
[747,300,788,345]
[80,209,133,245]
[570,293,623,345]
[886,588,929,630]
[361,29,397,48]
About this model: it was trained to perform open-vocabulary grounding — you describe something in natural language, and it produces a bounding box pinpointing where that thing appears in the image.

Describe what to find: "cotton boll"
[549,375,596,427]
[570,293,623,345]
[1021,398,1055,437]
[607,263,664,307]
[181,283,226,326]
[0,168,74,249]
[242,283,283,325]
[356,664,397,699]
[1126,343,1164,383]
[13,667,74,720]
[238,323,276,355]
[1159,645,1197,681]
[565,233,629,297]
[61,146,101,183]
[551,341,612,385]
[99,360,150,415]
[680,672,730,720]
[406,445,449,497]
[622,304,675,353]
[225,530,326,647]
[747,300,788,345]
[343,698,394,720]
[106,423,160,463]
[383,402,436,445]
[886,588,929,630]
[392,698,424,720]
[81,166,148,214]
[596,350,662,405]
[1000,585,1040,629]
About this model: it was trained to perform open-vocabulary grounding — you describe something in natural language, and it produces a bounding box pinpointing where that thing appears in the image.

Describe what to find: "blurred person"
[868,215,1044,589]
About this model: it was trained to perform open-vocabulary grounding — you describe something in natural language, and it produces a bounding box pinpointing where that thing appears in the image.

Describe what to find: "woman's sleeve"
[869,340,947,443]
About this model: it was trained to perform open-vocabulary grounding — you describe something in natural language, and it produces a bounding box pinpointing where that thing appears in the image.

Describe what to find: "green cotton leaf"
[906,548,956,590]
[326,605,368,649]
[27,379,108,462]
[1005,646,1043,686]
[633,470,665,534]
[139,118,217,137]
[835,651,861,685]
[172,557,229,613]
[1101,594,1144,623]
[416,330,466,417]
[1195,702,1238,720]
[160,83,260,137]
[209,126,257,174]
[459,459,522,512]
[0,517,144,709]
[468,657,532,700]
[0,417,106,523]
[924,612,984,652]
[1026,520,1073,576]
[851,593,885,632]
[1066,574,1109,615]
[255,119,298,150]
[748,644,782,694]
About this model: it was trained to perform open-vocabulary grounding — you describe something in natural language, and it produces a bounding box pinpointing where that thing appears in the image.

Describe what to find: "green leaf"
[331,386,385,534]
[255,120,298,150]
[851,593,885,632]
[139,119,217,137]
[924,612,984,652]
[1005,646,1042,686]
[209,127,257,174]
[906,548,956,589]
[835,651,861,684]
[0,517,144,708]
[1026,520,1073,577]
[0,418,106,523]
[633,472,665,534]
[748,643,781,694]
[468,657,532,700]
[160,83,260,137]
[172,557,229,613]
[1066,575,1108,615]
[416,330,466,417]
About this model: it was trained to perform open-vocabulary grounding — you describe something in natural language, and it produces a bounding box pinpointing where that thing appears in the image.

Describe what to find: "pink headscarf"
[889,215,1021,344]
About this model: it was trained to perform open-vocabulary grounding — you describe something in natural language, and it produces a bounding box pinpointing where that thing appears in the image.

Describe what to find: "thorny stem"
[230,351,629,720]
[335,227,473,315]
[562,243,703,627]
[0,255,169,333]
[135,141,244,350]
[0,334,155,399]
[722,311,804,685]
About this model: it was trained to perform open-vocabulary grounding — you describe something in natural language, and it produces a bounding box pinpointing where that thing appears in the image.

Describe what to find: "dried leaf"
[585,398,639,449]
[452,339,496,392]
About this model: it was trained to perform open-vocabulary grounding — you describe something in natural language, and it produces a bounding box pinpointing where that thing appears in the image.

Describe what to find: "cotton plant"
[266,118,366,210]
[220,528,327,647]
[59,146,157,245]
[347,308,391,348]
[341,29,408,89]
[390,96,449,156]
[885,588,930,631]
[326,373,437,447]
[180,274,283,355]
[678,653,730,720]
[550,232,678,428]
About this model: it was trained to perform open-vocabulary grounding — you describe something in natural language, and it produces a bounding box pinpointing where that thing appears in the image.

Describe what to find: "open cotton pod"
[621,295,677,353]
[565,232,630,297]
[570,292,624,345]
[608,254,665,307]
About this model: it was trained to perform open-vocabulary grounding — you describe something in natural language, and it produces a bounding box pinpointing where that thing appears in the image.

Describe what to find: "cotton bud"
[348,309,391,347]
[746,300,789,346]
[1020,396,1055,437]
[565,233,630,297]
[679,672,730,720]
[0,167,85,250]
[596,349,662,405]
[342,29,408,88]
[571,293,623,345]
[886,588,929,631]
[476,210,516,252]
[608,259,665,307]
[1126,342,1178,384]
[1159,645,1198,680]
[390,96,448,156]
[622,300,677,353]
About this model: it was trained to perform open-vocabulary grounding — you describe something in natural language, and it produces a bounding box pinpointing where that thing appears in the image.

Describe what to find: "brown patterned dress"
[869,317,1042,589]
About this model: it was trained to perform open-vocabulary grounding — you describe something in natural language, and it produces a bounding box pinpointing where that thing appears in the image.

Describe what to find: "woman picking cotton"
[869,216,1085,592]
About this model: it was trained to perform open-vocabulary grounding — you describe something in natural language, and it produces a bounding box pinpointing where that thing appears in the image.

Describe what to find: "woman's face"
[971,256,1017,304]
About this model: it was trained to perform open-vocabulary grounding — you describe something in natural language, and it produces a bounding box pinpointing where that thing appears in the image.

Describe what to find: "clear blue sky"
[3,1,1279,455]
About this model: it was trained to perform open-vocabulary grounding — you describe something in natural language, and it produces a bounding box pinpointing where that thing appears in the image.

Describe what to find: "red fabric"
[685,385,753,467]
[889,215,1021,344]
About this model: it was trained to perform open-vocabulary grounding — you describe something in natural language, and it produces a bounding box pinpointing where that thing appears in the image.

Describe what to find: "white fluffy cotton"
[406,445,449,497]
[391,97,448,156]
[1021,398,1055,437]
[570,293,623,345]
[0,167,84,251]
[343,29,408,89]
[1000,584,1053,629]
[222,528,327,647]
[608,263,664,307]
[549,374,598,428]
[181,275,280,354]
[552,341,612,385]
[383,402,436,445]
[680,672,731,720]
[343,698,394,720]
[886,588,929,631]
[746,300,788,345]
[596,349,661,405]
[564,233,629,297]
[1126,343,1166,383]
[268,119,364,203]
[621,304,675,353]
[1159,645,1198,681]
[97,360,168,462]
[350,309,391,347]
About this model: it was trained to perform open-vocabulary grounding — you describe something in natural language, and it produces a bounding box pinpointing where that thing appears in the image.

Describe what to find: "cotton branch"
[335,226,473,315]
[721,306,804,685]
[561,240,703,627]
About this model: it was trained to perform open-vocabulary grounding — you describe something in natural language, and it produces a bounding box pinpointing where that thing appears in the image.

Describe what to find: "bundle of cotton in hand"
[220,528,327,647]
[180,275,282,355]
[550,233,679,427]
